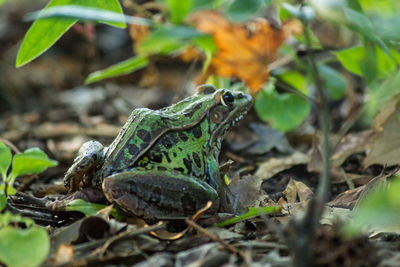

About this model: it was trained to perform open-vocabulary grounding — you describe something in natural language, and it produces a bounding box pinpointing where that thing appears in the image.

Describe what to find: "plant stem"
[288,3,332,267]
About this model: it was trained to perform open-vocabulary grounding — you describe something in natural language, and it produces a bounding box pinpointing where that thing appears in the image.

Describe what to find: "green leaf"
[9,148,57,184]
[342,177,400,237]
[167,0,193,24]
[193,35,217,71]
[192,0,215,10]
[255,80,311,132]
[0,212,34,228]
[343,8,390,55]
[358,0,400,16]
[138,25,204,56]
[0,226,50,267]
[66,199,106,216]
[85,56,149,84]
[318,65,347,100]
[278,71,308,95]
[216,206,279,227]
[66,199,125,220]
[366,71,400,117]
[335,45,400,81]
[226,0,262,21]
[0,184,17,196]
[26,5,149,26]
[0,142,11,180]
[16,0,124,67]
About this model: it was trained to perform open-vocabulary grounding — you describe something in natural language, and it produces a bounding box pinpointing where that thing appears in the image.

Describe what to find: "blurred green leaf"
[343,8,390,55]
[192,0,215,10]
[255,81,311,132]
[372,16,400,44]
[358,0,400,16]
[0,142,11,180]
[85,56,149,84]
[0,184,17,196]
[318,65,347,100]
[9,148,57,184]
[342,177,400,237]
[193,35,217,70]
[216,206,279,227]
[278,71,308,94]
[16,0,124,67]
[295,28,322,49]
[335,46,400,81]
[138,25,204,55]
[226,0,262,21]
[0,212,34,228]
[366,71,400,117]
[167,0,193,24]
[26,5,149,26]
[0,226,50,267]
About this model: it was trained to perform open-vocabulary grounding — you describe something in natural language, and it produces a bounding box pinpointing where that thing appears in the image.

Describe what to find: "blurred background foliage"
[11,0,400,132]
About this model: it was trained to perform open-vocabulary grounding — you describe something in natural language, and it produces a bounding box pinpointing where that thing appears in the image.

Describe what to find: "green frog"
[64,85,252,220]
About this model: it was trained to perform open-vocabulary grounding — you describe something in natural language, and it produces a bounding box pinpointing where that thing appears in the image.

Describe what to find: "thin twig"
[185,219,245,258]
[0,138,20,153]
[287,3,332,267]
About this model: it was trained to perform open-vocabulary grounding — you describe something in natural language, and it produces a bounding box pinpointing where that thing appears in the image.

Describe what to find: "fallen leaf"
[282,178,313,203]
[255,151,309,179]
[229,175,263,212]
[363,100,400,167]
[189,11,302,93]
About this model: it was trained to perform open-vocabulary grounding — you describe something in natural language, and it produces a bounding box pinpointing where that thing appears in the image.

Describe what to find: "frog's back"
[101,93,216,177]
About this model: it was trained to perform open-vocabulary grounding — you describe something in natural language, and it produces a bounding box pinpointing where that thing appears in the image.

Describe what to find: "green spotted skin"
[100,90,223,180]
[65,85,252,219]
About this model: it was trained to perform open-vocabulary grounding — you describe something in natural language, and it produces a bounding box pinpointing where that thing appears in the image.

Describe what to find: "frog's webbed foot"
[64,140,105,192]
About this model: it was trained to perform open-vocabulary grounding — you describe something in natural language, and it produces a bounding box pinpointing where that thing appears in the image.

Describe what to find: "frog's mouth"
[208,93,252,148]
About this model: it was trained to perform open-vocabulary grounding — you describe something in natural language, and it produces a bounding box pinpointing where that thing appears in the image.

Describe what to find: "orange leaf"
[189,11,302,93]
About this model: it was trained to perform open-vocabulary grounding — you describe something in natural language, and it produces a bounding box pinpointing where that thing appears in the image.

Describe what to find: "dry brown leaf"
[293,180,313,202]
[255,151,309,180]
[283,178,313,204]
[189,11,302,93]
[363,100,400,167]
[129,23,149,52]
[329,185,365,208]
[331,130,373,167]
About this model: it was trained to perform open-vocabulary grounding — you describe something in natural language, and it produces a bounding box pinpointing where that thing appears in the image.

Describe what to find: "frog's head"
[196,85,252,150]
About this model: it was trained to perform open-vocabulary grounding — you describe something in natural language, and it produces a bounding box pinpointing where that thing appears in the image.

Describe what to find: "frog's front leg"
[64,140,105,192]
[102,169,220,220]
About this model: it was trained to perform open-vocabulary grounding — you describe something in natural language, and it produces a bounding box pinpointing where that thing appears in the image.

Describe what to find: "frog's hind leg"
[102,170,220,220]
[64,140,105,191]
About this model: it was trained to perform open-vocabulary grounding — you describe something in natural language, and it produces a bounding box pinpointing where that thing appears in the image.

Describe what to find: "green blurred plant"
[16,0,400,132]
[342,176,400,237]
[0,212,50,267]
[0,141,57,211]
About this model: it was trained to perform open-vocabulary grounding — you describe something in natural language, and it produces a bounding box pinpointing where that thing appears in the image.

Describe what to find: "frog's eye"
[221,91,234,107]
[197,84,217,95]
[210,109,224,123]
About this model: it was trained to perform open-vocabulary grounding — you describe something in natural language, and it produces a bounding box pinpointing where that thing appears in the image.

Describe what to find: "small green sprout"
[0,141,58,211]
